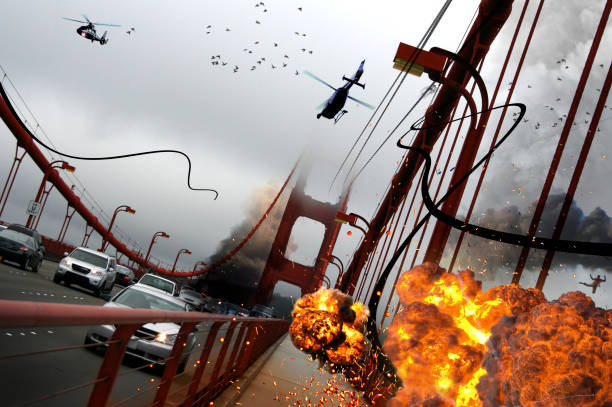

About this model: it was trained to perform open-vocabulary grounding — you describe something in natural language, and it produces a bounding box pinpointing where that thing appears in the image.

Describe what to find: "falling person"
[579,274,606,294]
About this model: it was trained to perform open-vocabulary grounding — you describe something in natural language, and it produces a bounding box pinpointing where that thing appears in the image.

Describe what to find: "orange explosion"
[290,288,370,366]
[384,262,611,407]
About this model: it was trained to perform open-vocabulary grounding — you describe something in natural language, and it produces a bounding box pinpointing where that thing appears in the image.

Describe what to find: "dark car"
[7,224,43,248]
[0,228,44,272]
[114,265,137,286]
[249,304,274,318]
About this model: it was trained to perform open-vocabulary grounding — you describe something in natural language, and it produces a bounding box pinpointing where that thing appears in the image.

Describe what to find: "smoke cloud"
[445,194,612,276]
[202,180,296,289]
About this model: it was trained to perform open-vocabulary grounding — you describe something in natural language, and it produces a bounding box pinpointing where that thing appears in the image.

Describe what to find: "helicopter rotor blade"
[92,22,121,27]
[303,71,336,91]
[347,95,375,110]
[82,14,92,24]
[63,17,88,24]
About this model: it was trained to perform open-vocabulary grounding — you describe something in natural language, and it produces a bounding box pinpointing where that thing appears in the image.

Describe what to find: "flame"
[290,288,370,366]
[385,263,611,407]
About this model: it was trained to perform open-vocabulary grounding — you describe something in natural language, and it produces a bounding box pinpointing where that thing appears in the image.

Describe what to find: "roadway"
[0,258,238,407]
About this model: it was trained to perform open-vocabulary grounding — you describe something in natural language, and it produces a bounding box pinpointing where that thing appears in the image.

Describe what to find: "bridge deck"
[214,334,368,407]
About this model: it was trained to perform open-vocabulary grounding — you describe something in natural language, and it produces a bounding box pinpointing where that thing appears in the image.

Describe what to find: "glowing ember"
[384,262,611,406]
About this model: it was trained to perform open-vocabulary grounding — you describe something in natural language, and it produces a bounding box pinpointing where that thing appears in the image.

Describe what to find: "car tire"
[53,273,62,284]
[21,257,30,270]
[32,259,41,273]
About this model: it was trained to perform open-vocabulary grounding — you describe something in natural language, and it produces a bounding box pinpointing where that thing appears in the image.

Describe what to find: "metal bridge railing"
[0,300,289,407]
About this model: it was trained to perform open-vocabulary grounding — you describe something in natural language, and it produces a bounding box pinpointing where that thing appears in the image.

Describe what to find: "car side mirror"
[63,252,69,257]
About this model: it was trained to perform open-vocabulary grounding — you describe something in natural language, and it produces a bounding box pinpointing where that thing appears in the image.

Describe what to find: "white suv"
[54,247,117,297]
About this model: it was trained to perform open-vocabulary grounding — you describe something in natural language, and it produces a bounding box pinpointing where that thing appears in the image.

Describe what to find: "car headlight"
[60,258,73,267]
[155,332,176,345]
[18,246,29,252]
[90,269,104,276]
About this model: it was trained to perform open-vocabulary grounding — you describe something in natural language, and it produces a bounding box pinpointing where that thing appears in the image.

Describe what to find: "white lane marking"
[48,330,54,334]
[5,333,12,336]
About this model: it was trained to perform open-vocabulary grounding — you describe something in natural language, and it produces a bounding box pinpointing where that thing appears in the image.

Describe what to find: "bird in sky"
[298,7,302,11]
[226,28,231,31]
[284,55,289,59]
[271,64,276,69]
[206,25,211,28]
[282,63,287,67]
[256,20,261,24]
[274,43,278,47]
[295,70,299,75]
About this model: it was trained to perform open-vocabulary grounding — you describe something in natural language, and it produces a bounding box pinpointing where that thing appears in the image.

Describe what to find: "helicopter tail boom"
[342,76,365,89]
[100,31,108,44]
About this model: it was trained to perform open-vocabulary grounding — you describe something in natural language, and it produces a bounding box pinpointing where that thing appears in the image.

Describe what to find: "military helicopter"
[304,60,375,123]
[62,15,120,45]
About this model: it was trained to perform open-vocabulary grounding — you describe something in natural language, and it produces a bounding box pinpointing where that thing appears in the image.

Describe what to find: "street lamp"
[144,231,170,268]
[191,260,207,278]
[172,249,192,273]
[26,160,75,229]
[320,254,345,289]
[334,211,370,236]
[100,205,136,251]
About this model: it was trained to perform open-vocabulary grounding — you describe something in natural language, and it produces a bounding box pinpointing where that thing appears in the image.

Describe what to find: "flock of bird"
[204,2,310,75]
[509,59,609,133]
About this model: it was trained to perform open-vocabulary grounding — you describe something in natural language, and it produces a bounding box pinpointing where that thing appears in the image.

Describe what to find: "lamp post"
[191,260,207,278]
[144,231,170,271]
[172,249,192,273]
[100,205,136,251]
[26,160,75,229]
[335,211,370,236]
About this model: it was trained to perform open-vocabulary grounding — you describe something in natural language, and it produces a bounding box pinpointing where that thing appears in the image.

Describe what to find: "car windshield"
[69,249,108,268]
[139,275,174,294]
[113,288,185,311]
[0,229,36,248]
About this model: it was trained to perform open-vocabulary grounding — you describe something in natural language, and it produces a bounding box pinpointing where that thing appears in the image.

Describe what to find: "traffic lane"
[0,259,243,405]
[0,258,122,303]
[0,321,238,407]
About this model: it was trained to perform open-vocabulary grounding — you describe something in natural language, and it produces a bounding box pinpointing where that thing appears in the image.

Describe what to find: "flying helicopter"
[304,60,375,123]
[62,15,120,45]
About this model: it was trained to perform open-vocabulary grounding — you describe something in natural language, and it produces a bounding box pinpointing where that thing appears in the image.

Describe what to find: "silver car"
[85,284,196,373]
[54,247,116,297]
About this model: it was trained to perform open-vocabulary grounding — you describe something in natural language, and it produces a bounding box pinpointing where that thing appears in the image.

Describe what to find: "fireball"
[385,262,611,407]
[290,288,370,365]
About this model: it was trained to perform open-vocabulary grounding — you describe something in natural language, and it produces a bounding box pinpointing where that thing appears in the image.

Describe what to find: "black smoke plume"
[199,180,296,299]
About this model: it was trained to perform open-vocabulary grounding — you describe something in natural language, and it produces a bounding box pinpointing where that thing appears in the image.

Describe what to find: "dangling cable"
[0,82,219,200]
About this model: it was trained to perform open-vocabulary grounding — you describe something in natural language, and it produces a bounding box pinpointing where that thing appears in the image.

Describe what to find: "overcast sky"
[0,1,610,306]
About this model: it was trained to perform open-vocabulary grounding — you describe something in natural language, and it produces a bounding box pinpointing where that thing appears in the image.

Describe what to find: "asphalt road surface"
[0,258,239,407]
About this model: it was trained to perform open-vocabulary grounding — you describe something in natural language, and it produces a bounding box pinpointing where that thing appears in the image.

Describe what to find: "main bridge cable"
[328,0,455,193]
[0,82,219,200]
